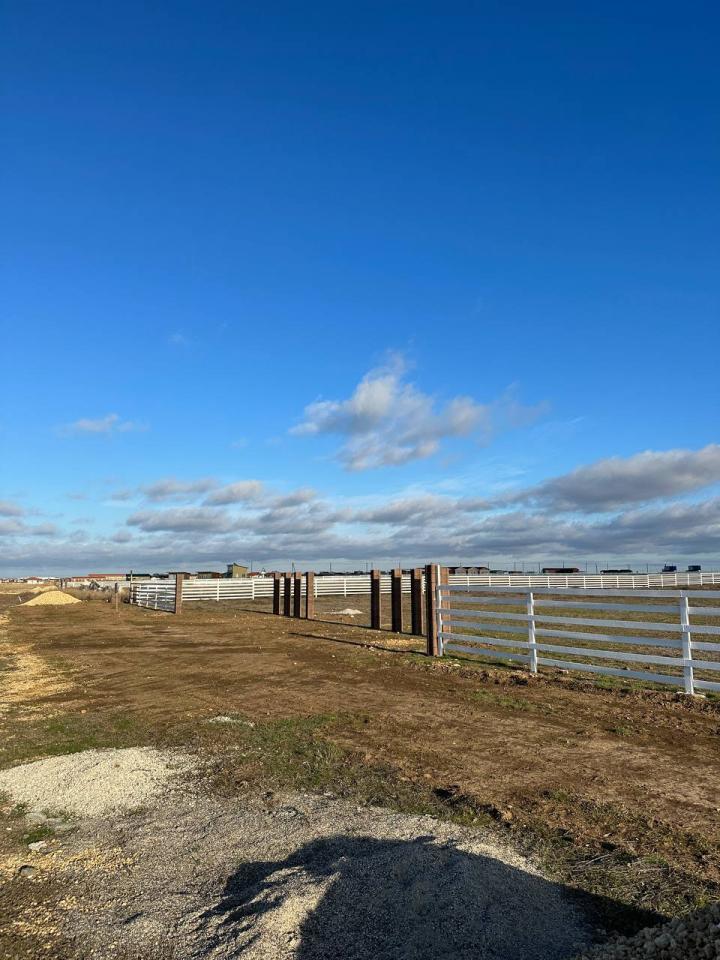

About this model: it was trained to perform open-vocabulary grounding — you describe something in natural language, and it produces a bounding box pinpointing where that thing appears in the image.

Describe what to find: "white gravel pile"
[0,747,192,817]
[575,902,720,959]
[61,793,593,959]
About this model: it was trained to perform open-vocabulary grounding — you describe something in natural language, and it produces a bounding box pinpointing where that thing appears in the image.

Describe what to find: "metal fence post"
[174,573,185,615]
[272,572,281,615]
[527,590,538,674]
[305,572,315,619]
[410,568,424,636]
[680,593,695,695]
[370,569,381,630]
[283,574,292,617]
[293,572,302,618]
[391,568,403,633]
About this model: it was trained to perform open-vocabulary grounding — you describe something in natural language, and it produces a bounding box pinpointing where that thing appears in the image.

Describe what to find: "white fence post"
[435,564,444,656]
[680,593,695,695]
[527,590,538,674]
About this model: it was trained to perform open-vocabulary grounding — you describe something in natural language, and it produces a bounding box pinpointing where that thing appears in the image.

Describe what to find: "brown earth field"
[1,588,719,957]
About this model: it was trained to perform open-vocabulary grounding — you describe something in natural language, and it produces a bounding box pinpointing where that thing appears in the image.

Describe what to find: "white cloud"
[0,517,57,538]
[203,481,266,506]
[127,508,238,534]
[60,414,147,436]
[291,357,545,470]
[505,444,720,513]
[0,500,24,517]
[141,478,217,502]
[6,443,720,571]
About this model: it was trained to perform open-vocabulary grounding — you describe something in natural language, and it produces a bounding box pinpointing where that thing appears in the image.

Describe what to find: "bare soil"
[0,590,719,957]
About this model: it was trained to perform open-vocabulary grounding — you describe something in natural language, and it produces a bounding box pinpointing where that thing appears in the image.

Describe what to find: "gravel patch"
[574,903,720,959]
[0,748,192,817]
[59,792,593,959]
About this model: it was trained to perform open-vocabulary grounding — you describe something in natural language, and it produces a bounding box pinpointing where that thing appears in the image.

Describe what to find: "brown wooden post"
[370,569,381,630]
[391,568,403,633]
[272,572,281,615]
[410,567,424,636]
[425,564,440,655]
[174,573,185,615]
[305,571,315,619]
[283,574,292,616]
[114,581,120,613]
[293,572,302,617]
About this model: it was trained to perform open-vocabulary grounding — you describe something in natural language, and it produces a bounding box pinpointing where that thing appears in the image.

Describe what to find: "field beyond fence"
[129,568,720,696]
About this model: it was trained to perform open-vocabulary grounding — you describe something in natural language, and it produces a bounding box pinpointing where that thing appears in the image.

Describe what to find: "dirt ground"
[1,589,719,957]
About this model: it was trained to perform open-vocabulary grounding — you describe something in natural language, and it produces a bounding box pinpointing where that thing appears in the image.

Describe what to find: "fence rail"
[437,583,720,695]
[130,569,720,607]
[129,582,176,612]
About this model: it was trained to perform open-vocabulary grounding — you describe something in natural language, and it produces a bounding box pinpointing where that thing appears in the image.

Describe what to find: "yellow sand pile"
[22,591,81,606]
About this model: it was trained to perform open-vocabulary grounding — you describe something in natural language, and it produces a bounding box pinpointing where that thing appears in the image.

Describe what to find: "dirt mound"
[576,903,720,958]
[0,748,192,817]
[22,590,81,606]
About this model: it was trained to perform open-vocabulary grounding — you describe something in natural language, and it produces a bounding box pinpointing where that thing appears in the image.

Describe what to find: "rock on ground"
[574,902,720,959]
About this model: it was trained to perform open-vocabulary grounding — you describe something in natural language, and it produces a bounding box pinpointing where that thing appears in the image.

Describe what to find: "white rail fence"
[437,584,720,695]
[130,570,720,607]
[130,581,176,612]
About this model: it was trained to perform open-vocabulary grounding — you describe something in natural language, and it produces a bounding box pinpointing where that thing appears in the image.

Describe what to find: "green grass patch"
[191,712,492,827]
[0,710,153,769]
[21,823,55,845]
[469,689,536,711]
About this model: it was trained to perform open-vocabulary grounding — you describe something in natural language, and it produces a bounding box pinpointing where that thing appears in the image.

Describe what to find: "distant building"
[196,571,223,579]
[226,563,249,578]
[541,567,581,574]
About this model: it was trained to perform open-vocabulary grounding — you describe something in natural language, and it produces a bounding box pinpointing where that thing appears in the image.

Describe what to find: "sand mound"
[0,748,192,817]
[22,590,81,606]
[575,902,720,958]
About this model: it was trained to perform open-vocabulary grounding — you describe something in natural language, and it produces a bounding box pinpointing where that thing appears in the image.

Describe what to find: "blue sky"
[1,1,719,574]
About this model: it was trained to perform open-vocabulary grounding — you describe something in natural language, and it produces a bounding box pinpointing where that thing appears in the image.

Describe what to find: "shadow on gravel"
[203,834,625,960]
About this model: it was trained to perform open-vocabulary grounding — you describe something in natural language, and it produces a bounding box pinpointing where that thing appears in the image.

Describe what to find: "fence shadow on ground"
[201,834,657,960]
[289,630,424,656]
